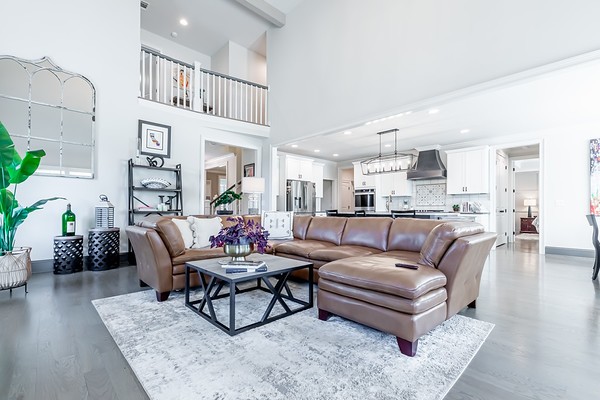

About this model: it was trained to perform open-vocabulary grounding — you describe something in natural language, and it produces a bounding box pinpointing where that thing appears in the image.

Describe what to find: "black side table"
[53,235,84,274]
[88,228,120,271]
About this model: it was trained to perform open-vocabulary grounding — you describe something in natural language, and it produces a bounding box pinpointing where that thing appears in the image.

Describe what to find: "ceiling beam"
[235,0,286,27]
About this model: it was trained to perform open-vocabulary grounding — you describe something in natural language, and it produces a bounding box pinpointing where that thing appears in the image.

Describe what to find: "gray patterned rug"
[93,285,493,400]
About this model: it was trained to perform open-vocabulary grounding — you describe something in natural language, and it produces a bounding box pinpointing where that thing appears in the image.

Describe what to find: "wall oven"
[354,188,375,211]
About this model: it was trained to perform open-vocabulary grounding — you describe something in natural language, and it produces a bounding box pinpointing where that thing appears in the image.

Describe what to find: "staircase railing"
[139,48,269,126]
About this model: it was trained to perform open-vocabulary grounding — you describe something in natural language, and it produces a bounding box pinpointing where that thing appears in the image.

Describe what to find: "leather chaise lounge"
[272,216,496,356]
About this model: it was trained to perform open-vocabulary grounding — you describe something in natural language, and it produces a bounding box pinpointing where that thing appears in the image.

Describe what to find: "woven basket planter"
[0,247,32,290]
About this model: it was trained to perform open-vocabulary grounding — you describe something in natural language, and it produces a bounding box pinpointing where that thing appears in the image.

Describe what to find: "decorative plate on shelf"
[140,178,171,189]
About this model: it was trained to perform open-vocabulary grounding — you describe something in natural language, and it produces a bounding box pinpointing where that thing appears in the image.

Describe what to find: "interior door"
[496,152,509,246]
[340,180,354,211]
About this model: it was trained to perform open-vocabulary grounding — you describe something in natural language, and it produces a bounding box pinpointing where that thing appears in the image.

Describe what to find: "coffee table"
[184,254,313,335]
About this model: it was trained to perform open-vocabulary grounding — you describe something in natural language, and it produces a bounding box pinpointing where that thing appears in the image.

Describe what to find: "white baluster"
[141,50,146,98]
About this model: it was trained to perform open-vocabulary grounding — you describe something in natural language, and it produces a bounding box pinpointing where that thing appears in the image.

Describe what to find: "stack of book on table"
[219,260,267,274]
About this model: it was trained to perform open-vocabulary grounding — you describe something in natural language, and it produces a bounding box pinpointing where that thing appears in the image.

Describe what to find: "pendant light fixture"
[360,129,415,175]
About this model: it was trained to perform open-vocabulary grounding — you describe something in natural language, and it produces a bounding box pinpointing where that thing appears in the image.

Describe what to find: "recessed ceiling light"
[333,153,339,157]
[314,149,320,153]
[460,129,470,134]
[291,144,298,148]
[384,144,392,148]
[344,131,352,135]
[170,31,178,38]
[179,18,188,26]
[365,121,372,125]
[428,109,440,114]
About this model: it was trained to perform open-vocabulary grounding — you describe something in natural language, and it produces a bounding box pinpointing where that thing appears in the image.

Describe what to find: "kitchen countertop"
[328,211,490,218]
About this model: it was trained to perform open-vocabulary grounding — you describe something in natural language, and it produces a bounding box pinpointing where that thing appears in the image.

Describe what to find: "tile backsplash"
[416,184,446,206]
[385,179,491,212]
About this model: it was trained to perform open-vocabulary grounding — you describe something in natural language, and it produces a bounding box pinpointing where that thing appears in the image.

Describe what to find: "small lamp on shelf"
[524,198,536,218]
[241,177,265,215]
[95,194,115,228]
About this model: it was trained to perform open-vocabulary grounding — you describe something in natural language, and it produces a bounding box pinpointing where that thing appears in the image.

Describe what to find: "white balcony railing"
[139,48,269,126]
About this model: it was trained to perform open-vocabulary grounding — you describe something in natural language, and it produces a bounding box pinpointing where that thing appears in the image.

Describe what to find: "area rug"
[516,233,539,241]
[93,286,493,400]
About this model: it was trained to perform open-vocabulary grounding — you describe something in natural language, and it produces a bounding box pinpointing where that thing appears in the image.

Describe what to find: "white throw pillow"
[261,211,294,239]
[188,216,223,249]
[171,218,194,249]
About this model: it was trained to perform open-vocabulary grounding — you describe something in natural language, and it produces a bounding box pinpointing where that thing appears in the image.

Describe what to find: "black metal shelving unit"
[128,159,183,262]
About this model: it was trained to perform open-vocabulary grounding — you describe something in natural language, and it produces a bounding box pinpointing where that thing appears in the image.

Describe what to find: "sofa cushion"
[293,215,312,239]
[310,245,382,262]
[305,216,347,245]
[318,256,447,300]
[372,250,421,264]
[274,239,335,258]
[171,218,194,248]
[188,216,222,249]
[319,279,447,314]
[387,218,444,252]
[154,218,186,257]
[340,217,392,251]
[419,222,485,268]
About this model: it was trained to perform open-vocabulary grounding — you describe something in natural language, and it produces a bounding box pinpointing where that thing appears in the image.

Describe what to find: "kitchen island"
[327,211,488,220]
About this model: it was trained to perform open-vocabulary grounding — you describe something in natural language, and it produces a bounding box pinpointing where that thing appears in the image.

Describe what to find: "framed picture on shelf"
[244,163,255,177]
[138,120,171,158]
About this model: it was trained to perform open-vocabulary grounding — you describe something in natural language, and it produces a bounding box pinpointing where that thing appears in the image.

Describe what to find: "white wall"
[1,0,140,261]
[141,29,211,68]
[1,1,269,261]
[268,0,600,144]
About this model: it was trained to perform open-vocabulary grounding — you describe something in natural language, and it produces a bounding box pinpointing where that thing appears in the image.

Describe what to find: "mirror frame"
[0,55,96,178]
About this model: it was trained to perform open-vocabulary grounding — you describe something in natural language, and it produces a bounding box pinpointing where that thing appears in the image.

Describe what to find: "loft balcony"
[139,48,269,126]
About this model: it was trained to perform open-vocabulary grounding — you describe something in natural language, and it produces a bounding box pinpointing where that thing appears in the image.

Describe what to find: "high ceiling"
[140,0,302,57]
[141,2,598,164]
[279,57,600,162]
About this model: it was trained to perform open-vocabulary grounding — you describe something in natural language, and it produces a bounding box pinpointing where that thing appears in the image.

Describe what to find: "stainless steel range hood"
[407,149,447,180]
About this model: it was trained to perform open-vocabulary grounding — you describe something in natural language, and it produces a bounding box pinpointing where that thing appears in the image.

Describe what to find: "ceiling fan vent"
[140,1,149,10]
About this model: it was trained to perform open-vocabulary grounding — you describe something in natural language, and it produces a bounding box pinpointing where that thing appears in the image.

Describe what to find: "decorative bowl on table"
[140,178,171,189]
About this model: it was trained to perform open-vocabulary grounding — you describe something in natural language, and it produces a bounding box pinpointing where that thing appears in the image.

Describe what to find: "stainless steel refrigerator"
[286,179,316,214]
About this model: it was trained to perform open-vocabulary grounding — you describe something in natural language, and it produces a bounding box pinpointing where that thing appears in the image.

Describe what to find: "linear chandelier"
[360,129,415,175]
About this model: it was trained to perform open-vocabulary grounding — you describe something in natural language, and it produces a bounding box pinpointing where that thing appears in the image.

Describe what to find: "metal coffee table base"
[184,266,313,336]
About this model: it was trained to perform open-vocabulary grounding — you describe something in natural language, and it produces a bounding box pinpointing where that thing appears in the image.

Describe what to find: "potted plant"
[209,217,270,261]
[0,121,63,291]
[213,189,242,215]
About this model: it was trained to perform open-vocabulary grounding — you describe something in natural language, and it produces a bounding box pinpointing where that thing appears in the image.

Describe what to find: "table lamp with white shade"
[242,177,265,215]
[524,198,536,218]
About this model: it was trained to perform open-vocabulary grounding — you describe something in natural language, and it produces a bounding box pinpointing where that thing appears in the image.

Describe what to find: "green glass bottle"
[62,203,76,236]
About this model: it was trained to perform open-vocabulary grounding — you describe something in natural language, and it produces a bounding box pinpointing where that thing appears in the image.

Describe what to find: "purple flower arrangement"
[209,217,270,254]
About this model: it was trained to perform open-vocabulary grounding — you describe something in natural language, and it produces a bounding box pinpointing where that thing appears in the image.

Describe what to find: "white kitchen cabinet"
[285,156,313,181]
[353,162,378,188]
[446,147,490,194]
[313,162,324,198]
[379,171,412,196]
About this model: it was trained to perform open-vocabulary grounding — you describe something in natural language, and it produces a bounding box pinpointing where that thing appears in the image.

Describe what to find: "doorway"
[493,143,541,252]
[204,141,259,215]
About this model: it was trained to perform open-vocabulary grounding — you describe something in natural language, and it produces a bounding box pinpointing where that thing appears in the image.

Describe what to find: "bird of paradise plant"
[0,121,63,253]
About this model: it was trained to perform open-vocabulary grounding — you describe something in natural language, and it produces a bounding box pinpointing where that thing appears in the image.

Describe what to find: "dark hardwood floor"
[1,243,599,399]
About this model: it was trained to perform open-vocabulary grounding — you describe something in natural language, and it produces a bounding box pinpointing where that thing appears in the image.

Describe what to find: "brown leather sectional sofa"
[126,215,262,301]
[127,214,496,356]
[272,215,496,356]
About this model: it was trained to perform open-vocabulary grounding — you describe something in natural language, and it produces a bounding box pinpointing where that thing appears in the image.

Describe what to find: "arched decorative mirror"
[0,55,95,178]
